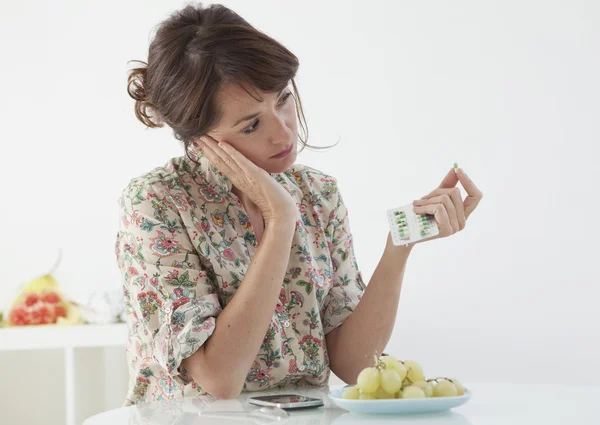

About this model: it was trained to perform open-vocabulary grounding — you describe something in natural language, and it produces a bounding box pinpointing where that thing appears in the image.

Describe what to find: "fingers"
[438,167,459,189]
[422,168,458,199]
[416,187,466,231]
[206,135,259,175]
[412,203,453,237]
[456,168,483,219]
[411,167,483,241]
[423,166,482,226]
[414,193,460,233]
[196,135,244,179]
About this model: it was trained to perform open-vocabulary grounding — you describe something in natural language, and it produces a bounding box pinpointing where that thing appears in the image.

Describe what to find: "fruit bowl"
[328,386,472,415]
[3,251,83,327]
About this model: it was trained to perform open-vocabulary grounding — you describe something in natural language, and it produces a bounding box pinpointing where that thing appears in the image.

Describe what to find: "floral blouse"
[115,151,366,406]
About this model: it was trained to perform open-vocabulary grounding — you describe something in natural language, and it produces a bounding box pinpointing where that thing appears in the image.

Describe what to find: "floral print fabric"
[115,151,366,405]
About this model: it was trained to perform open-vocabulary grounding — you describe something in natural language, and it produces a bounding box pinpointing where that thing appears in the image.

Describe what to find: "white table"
[83,382,600,424]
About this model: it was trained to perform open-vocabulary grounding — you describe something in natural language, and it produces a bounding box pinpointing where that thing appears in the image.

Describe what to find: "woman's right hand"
[195,135,298,226]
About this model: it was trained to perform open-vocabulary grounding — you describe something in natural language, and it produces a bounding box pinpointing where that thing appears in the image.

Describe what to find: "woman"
[116,2,483,405]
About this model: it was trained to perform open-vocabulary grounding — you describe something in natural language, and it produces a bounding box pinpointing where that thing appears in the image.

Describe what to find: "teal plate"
[328,387,472,415]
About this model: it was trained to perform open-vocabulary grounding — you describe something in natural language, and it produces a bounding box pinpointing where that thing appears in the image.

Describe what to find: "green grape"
[450,378,465,396]
[342,386,360,400]
[381,356,407,381]
[380,355,398,370]
[396,364,408,382]
[396,363,408,381]
[411,380,434,398]
[374,386,395,399]
[359,392,376,400]
[403,360,425,382]
[426,383,434,397]
[433,379,458,397]
[357,367,381,394]
[380,369,402,394]
[400,386,426,399]
[381,355,400,366]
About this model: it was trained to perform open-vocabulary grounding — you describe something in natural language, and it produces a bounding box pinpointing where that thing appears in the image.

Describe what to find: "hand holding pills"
[410,164,483,243]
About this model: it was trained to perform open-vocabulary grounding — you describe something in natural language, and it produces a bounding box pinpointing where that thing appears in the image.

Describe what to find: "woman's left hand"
[411,167,483,243]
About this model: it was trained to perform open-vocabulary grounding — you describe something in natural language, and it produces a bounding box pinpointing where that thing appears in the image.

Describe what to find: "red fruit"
[24,293,40,307]
[54,304,67,318]
[9,305,30,326]
[30,304,56,325]
[42,291,61,304]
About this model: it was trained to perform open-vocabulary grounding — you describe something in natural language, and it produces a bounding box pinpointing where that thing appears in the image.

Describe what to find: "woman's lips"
[271,144,293,158]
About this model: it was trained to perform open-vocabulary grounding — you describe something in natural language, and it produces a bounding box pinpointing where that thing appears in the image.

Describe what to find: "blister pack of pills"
[386,204,440,246]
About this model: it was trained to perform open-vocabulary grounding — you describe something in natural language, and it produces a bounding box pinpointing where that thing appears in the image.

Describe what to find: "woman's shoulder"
[285,163,338,188]
[119,156,191,203]
[286,163,341,201]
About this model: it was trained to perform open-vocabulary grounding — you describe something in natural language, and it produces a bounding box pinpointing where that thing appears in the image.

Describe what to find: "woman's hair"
[127,2,334,156]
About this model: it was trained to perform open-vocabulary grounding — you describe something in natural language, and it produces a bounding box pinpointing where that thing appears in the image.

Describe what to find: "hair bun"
[127,60,163,128]
[127,60,148,101]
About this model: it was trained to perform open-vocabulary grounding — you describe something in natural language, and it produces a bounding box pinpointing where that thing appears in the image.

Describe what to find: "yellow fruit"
[400,386,426,399]
[342,386,360,399]
[380,368,402,394]
[433,380,458,397]
[357,367,381,394]
[403,360,425,382]
[381,356,408,381]
[374,387,395,399]
[450,378,465,396]
[359,393,376,400]
[381,355,399,367]
[411,380,434,398]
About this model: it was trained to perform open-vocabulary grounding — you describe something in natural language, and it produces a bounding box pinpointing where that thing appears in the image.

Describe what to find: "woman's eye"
[243,120,259,135]
[280,91,293,104]
[242,92,293,135]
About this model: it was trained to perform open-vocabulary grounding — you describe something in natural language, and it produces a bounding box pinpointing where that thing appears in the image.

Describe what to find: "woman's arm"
[325,167,482,384]
[182,219,296,399]
[326,233,413,384]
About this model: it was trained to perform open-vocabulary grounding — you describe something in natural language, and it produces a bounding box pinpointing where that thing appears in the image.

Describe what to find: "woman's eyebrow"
[232,111,260,128]
[231,87,288,128]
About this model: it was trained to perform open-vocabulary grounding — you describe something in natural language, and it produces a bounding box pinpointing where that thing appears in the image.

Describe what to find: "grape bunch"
[341,354,465,400]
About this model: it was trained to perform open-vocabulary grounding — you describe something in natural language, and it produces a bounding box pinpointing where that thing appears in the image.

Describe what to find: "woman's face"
[199,81,298,174]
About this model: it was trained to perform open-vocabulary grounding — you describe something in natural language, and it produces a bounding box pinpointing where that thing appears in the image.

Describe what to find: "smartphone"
[248,394,324,409]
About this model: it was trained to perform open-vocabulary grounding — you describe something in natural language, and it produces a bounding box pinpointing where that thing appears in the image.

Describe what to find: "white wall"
[1,0,598,423]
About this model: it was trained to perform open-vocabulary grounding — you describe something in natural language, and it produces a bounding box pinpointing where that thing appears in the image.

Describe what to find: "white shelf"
[0,323,127,351]
[0,322,129,425]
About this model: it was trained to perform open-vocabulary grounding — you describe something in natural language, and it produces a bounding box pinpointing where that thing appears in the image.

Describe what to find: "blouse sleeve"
[321,177,367,335]
[115,180,222,386]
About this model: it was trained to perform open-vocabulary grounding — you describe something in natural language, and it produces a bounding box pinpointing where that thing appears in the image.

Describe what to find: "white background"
[1,0,598,423]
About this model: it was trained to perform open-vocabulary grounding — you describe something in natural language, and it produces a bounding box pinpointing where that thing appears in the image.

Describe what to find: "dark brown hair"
[127,2,335,157]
